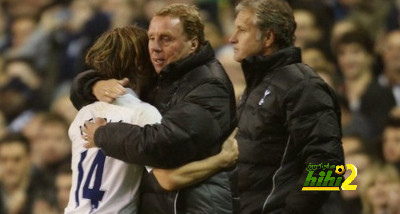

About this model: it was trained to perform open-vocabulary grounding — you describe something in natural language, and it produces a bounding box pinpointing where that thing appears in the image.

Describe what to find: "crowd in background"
[0,0,400,213]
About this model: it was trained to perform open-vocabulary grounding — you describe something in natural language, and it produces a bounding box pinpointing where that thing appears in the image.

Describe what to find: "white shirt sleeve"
[137,104,162,126]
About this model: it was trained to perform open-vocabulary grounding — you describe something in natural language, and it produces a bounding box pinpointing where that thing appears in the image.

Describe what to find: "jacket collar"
[159,42,215,81]
[241,46,302,85]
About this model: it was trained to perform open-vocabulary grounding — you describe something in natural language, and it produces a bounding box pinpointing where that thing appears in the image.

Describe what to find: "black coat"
[236,47,344,214]
[70,43,237,214]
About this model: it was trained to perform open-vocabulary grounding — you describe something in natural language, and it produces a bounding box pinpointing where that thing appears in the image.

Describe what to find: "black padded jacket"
[236,47,344,214]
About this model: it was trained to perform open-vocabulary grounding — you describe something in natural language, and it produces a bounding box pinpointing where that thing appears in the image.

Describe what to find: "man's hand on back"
[82,118,107,148]
[93,78,129,103]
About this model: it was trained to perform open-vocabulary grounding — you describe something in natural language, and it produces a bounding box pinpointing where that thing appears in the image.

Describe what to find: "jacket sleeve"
[70,69,104,110]
[282,77,344,214]
[95,80,235,168]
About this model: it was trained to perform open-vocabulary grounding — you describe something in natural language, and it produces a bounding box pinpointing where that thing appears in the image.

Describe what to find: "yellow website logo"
[301,164,357,191]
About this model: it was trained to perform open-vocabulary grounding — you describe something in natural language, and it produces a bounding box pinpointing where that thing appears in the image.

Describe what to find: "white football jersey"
[65,89,161,214]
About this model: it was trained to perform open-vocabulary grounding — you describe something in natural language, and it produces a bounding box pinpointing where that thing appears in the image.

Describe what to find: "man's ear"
[190,38,199,52]
[264,30,275,48]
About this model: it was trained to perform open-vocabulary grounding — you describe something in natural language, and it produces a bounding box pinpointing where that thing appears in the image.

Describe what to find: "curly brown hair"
[85,26,156,94]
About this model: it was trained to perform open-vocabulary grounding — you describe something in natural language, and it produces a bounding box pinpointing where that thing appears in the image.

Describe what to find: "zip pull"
[258,89,271,105]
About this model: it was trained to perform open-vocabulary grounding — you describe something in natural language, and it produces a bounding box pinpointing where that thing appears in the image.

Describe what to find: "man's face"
[383,127,400,163]
[230,9,264,62]
[0,142,30,189]
[337,43,372,80]
[37,123,70,165]
[148,15,195,73]
[294,10,321,48]
[383,32,400,83]
[367,174,391,208]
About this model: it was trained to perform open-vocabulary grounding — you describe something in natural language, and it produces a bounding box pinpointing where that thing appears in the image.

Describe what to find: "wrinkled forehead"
[148,15,190,41]
[149,15,184,33]
[234,9,256,27]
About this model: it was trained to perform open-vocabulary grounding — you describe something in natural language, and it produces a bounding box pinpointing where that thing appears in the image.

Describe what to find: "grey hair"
[236,0,296,48]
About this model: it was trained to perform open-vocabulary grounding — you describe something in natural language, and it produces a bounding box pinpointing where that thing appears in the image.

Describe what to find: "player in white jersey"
[66,88,160,214]
[65,26,238,214]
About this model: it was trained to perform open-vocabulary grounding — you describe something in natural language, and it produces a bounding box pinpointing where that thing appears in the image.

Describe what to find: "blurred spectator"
[338,95,374,142]
[341,148,372,214]
[31,197,57,214]
[22,112,46,167]
[56,0,110,83]
[0,133,34,214]
[348,0,391,40]
[100,0,145,29]
[35,113,70,171]
[50,92,78,124]
[21,112,45,143]
[3,57,42,93]
[290,0,334,35]
[8,2,70,69]
[380,30,400,106]
[54,163,72,213]
[330,18,357,52]
[335,30,396,142]
[2,57,49,108]
[302,45,336,89]
[302,45,335,74]
[6,15,37,57]
[293,8,323,50]
[388,180,400,214]
[360,163,400,214]
[0,78,36,133]
[29,112,71,212]
[383,117,400,172]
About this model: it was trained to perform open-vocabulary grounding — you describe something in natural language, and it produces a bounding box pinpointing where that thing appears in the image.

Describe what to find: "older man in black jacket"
[70,4,237,214]
[229,0,344,214]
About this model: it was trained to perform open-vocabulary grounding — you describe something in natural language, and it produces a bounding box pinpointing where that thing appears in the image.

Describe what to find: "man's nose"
[150,40,162,52]
[229,33,237,44]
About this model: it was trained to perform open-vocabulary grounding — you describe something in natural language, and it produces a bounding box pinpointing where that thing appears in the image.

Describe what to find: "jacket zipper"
[261,136,291,214]
[174,190,179,214]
